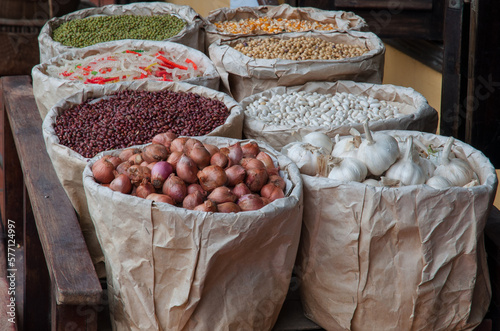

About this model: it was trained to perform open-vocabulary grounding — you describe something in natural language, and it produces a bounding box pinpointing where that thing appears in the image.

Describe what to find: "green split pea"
[53,14,187,48]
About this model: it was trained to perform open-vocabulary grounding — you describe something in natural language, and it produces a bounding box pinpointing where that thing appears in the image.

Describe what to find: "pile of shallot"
[90,133,286,212]
[282,120,480,189]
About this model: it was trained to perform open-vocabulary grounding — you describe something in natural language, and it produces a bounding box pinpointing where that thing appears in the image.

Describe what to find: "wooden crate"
[0,18,45,76]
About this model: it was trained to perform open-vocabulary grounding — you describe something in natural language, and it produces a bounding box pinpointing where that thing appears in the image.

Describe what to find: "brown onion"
[151,161,174,189]
[197,165,227,191]
[203,143,219,156]
[187,183,207,197]
[217,202,241,213]
[241,141,260,158]
[146,193,175,205]
[260,183,285,202]
[116,160,133,175]
[170,137,189,153]
[232,183,251,199]
[109,173,132,194]
[238,194,265,211]
[152,132,177,149]
[176,154,199,184]
[268,174,286,191]
[261,197,271,206]
[241,158,265,170]
[92,158,116,184]
[142,144,168,163]
[119,148,140,162]
[207,186,237,204]
[188,144,211,169]
[225,165,246,187]
[166,151,182,171]
[103,155,122,168]
[162,174,187,203]
[245,168,269,192]
[227,142,243,165]
[210,152,229,168]
[184,138,203,153]
[256,151,276,169]
[146,162,157,170]
[129,153,144,165]
[193,200,217,212]
[182,191,204,210]
[135,179,155,199]
[126,165,151,185]
[267,167,280,176]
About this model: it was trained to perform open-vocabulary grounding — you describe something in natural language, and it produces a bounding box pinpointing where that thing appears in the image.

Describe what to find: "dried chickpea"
[232,37,368,60]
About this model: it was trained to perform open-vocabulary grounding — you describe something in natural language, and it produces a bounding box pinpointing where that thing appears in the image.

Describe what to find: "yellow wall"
[167,0,230,17]
[382,44,442,124]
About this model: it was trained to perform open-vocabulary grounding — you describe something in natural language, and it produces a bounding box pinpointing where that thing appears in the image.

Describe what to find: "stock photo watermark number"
[6,219,16,324]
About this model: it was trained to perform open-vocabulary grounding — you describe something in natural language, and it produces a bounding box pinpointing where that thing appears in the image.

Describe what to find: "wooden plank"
[335,0,433,11]
[293,0,443,39]
[466,0,500,168]
[2,76,101,306]
[0,79,4,225]
[52,302,99,331]
[24,189,51,330]
[2,90,24,242]
[440,1,467,138]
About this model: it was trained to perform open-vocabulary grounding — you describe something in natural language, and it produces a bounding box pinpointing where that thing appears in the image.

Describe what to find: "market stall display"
[205,4,368,47]
[291,129,496,330]
[209,31,384,101]
[82,137,303,330]
[32,40,221,118]
[42,80,244,277]
[38,2,205,62]
[241,81,438,151]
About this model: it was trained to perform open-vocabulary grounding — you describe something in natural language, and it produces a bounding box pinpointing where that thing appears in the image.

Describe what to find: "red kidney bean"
[54,90,230,158]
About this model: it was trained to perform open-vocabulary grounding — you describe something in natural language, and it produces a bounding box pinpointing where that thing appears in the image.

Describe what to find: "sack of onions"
[32,40,221,118]
[290,128,497,330]
[42,80,244,278]
[241,80,438,151]
[38,2,205,63]
[204,4,368,49]
[208,31,384,101]
[82,136,303,330]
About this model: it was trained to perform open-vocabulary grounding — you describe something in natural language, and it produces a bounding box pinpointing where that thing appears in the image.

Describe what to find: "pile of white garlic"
[244,91,402,127]
[281,121,480,189]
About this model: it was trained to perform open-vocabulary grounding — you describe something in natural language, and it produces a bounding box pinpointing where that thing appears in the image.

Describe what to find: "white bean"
[243,91,402,128]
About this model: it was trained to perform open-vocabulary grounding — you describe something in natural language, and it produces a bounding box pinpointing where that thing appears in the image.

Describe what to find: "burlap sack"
[204,4,368,49]
[82,137,303,330]
[241,81,438,151]
[296,130,497,331]
[208,31,385,101]
[38,2,205,63]
[32,39,221,119]
[42,81,244,278]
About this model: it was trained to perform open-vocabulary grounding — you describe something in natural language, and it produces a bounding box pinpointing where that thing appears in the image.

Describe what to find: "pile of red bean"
[54,89,230,158]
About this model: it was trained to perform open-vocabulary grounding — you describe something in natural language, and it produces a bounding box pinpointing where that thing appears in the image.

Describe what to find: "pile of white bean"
[244,91,402,127]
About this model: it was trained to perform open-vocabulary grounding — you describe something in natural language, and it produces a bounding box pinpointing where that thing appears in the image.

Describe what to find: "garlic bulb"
[418,157,436,178]
[385,136,427,185]
[302,132,334,154]
[379,177,401,187]
[363,178,381,186]
[426,175,452,189]
[331,128,361,158]
[282,142,325,176]
[433,137,476,187]
[357,121,399,176]
[328,157,367,182]
[395,135,419,162]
